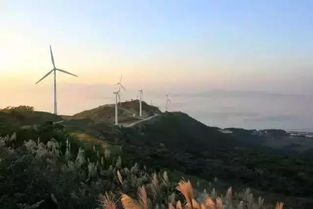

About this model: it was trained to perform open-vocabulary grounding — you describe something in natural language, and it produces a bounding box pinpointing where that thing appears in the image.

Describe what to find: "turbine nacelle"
[35,46,78,85]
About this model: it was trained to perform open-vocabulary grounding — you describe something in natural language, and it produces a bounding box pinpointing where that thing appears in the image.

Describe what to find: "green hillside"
[122,111,233,152]
[0,104,313,208]
[0,106,62,136]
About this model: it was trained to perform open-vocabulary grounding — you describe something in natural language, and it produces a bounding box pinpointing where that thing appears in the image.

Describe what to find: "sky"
[1,0,313,130]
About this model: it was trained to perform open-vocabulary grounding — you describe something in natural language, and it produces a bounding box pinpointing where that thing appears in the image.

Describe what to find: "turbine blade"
[35,69,54,84]
[50,45,56,68]
[57,69,78,77]
[120,84,126,91]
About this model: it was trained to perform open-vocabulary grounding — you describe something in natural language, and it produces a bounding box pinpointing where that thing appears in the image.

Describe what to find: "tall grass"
[104,179,284,209]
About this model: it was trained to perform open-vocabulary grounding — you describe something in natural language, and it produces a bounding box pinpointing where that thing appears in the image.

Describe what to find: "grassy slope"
[117,112,313,208]
[0,111,62,136]
[1,106,313,208]
[122,111,233,152]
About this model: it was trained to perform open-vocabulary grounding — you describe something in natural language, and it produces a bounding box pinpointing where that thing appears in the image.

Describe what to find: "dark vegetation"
[0,104,313,208]
[120,112,313,197]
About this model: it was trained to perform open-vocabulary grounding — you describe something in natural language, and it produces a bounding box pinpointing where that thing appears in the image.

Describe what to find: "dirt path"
[124,114,160,127]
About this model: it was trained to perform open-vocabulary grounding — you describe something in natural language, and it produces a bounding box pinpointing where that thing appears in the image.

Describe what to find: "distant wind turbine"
[115,74,126,104]
[138,89,143,117]
[165,94,171,112]
[35,45,78,115]
[113,91,119,125]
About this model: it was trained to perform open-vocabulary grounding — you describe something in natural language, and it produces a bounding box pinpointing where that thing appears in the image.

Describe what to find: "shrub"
[1,106,34,113]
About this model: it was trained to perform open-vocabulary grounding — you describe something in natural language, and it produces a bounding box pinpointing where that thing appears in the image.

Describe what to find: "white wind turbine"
[115,74,126,104]
[35,45,78,115]
[113,91,119,125]
[138,89,143,117]
[165,94,171,112]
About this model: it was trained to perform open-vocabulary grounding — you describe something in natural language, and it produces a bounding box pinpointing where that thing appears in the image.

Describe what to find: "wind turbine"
[165,94,171,112]
[35,45,78,115]
[138,89,143,117]
[113,91,119,125]
[115,74,126,104]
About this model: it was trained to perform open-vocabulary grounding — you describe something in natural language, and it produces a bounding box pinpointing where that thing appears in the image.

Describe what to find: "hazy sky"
[1,0,313,129]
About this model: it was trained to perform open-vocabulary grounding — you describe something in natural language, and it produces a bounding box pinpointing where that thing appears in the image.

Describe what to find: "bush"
[0,134,281,209]
[1,106,34,113]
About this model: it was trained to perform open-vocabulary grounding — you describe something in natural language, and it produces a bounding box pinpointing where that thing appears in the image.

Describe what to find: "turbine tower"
[165,94,171,112]
[138,89,143,117]
[115,74,126,104]
[35,45,78,115]
[113,91,119,125]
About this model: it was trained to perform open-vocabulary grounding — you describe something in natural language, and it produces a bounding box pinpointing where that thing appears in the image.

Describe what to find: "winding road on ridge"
[124,114,160,128]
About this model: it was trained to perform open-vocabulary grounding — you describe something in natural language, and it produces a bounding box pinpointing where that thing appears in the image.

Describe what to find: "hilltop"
[69,100,161,124]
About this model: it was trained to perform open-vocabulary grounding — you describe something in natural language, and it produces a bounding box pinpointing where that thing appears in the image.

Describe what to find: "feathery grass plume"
[116,156,122,168]
[200,203,206,209]
[204,197,215,209]
[176,180,194,209]
[64,139,71,160]
[176,200,183,209]
[121,194,143,209]
[257,197,264,208]
[237,201,244,209]
[275,202,284,209]
[168,203,175,209]
[168,193,176,204]
[117,170,123,185]
[216,197,222,209]
[138,186,149,209]
[152,173,159,189]
[100,193,117,209]
[191,199,200,209]
[75,147,85,167]
[162,171,169,186]
[150,173,160,199]
[226,187,232,202]
[131,163,139,173]
[104,148,111,160]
